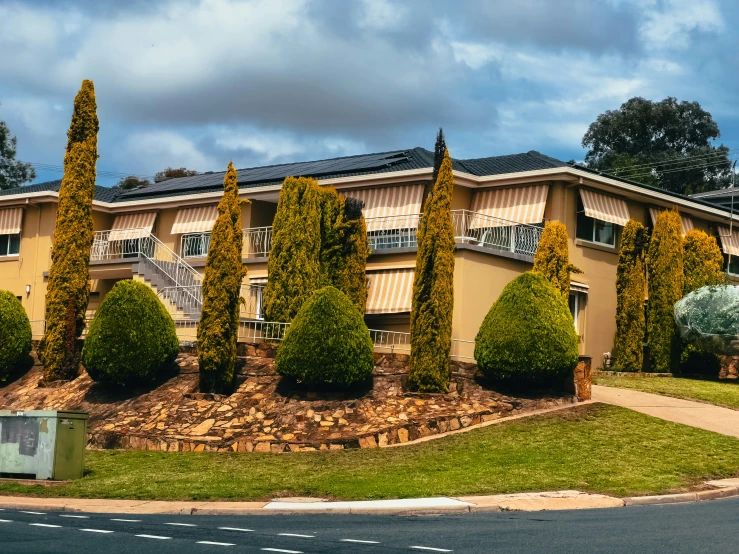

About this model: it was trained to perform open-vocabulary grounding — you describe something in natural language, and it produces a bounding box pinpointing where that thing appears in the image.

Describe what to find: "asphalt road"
[2,497,739,553]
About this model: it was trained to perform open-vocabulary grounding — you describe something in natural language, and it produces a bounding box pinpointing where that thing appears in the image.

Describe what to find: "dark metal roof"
[0,180,121,203]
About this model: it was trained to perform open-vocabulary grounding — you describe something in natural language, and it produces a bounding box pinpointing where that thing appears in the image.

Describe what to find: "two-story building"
[1,147,738,367]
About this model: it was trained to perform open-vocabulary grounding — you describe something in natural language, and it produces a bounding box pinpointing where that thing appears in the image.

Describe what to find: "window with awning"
[108,212,157,240]
[718,226,739,257]
[0,207,23,235]
[579,189,630,226]
[648,208,694,235]
[469,185,548,228]
[366,268,414,314]
[341,185,424,232]
[171,205,219,234]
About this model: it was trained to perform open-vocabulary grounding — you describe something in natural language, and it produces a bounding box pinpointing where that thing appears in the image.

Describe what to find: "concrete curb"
[2,484,739,515]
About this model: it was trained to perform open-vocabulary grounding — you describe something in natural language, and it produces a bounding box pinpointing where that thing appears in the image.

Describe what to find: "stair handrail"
[140,233,203,308]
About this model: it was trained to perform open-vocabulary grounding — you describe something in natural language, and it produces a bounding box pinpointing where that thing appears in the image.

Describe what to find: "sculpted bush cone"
[0,290,32,381]
[264,176,321,323]
[647,210,684,373]
[198,162,247,393]
[41,80,99,381]
[614,220,648,371]
[409,149,455,393]
[680,229,725,374]
[82,280,179,387]
[475,272,579,389]
[533,220,582,298]
[276,286,374,388]
[319,189,370,313]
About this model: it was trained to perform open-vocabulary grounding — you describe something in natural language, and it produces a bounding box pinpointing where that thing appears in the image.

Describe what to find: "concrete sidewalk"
[592,385,739,438]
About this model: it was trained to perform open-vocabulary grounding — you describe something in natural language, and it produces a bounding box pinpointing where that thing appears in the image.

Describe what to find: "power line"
[622,157,739,179]
[28,161,155,180]
[599,149,736,176]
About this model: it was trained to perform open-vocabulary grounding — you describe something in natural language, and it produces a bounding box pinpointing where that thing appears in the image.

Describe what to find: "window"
[182,232,211,258]
[726,254,739,276]
[0,233,20,257]
[576,197,615,247]
[568,292,580,332]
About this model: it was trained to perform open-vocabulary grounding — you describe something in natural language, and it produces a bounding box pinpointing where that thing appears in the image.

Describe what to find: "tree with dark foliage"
[0,121,35,190]
[154,167,199,182]
[113,175,151,190]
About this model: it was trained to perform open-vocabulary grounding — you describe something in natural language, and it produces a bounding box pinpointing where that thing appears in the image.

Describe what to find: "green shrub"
[0,290,32,381]
[275,286,373,388]
[475,271,579,388]
[82,280,179,386]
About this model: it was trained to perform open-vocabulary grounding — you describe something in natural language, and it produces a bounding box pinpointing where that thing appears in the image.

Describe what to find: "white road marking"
[80,529,114,534]
[29,523,62,528]
[341,539,381,544]
[0,519,12,523]
[218,527,254,532]
[135,534,172,540]
[197,541,235,546]
[164,522,197,527]
[21,511,46,515]
[260,549,303,554]
[111,518,142,522]
[278,533,314,538]
[410,547,453,552]
[60,515,90,519]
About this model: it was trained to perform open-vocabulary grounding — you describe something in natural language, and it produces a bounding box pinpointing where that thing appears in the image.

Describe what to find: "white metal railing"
[158,284,265,320]
[180,232,211,259]
[91,229,204,314]
[452,210,543,257]
[365,213,422,251]
[244,226,272,258]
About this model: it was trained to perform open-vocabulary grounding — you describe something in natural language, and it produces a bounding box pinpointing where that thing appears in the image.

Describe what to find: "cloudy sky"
[2,0,738,187]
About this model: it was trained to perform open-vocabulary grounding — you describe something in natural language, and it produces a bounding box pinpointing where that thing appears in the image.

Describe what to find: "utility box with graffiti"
[0,410,88,480]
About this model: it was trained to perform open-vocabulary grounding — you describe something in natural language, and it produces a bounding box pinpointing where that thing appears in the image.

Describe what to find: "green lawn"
[2,404,739,501]
[595,375,739,410]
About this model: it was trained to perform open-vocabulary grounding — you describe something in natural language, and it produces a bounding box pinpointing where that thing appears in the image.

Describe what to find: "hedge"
[275,286,373,388]
[0,291,32,381]
[475,271,579,389]
[82,280,179,386]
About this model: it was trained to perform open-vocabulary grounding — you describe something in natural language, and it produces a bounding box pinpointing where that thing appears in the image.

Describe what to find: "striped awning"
[366,268,414,314]
[0,207,23,235]
[648,208,694,236]
[470,185,548,228]
[108,212,157,241]
[249,277,268,285]
[718,226,739,256]
[579,189,630,226]
[171,205,219,234]
[341,185,424,232]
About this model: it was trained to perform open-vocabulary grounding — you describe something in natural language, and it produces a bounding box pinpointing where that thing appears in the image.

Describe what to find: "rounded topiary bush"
[82,280,179,386]
[0,290,32,381]
[474,271,579,389]
[276,286,374,388]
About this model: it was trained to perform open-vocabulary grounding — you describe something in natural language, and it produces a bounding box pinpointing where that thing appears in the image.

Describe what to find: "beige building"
[1,148,738,368]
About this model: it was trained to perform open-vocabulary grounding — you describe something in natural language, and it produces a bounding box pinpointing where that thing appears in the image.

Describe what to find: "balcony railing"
[244,226,272,259]
[451,210,544,258]
[158,284,265,320]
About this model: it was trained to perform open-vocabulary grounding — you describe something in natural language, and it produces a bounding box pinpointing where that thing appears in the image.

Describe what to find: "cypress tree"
[41,80,98,381]
[409,148,455,392]
[614,220,648,371]
[533,220,582,298]
[319,189,370,313]
[680,229,725,374]
[264,176,322,323]
[647,210,684,373]
[198,162,247,393]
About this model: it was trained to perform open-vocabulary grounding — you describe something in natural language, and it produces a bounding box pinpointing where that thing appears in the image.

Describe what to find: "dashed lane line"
[341,539,381,544]
[277,533,315,538]
[135,534,172,540]
[196,541,236,547]
[0,519,12,523]
[110,518,142,522]
[260,549,303,554]
[20,511,46,515]
[218,527,254,532]
[410,547,453,552]
[80,529,115,534]
[164,522,197,527]
[29,523,62,528]
[60,515,90,519]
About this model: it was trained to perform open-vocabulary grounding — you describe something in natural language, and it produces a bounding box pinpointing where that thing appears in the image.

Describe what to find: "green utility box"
[0,410,88,480]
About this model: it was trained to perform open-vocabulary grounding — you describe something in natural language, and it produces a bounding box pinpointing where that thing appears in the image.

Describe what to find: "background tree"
[319,189,370,313]
[533,221,582,298]
[0,121,35,190]
[41,80,99,381]
[154,167,199,182]
[409,147,455,393]
[198,162,247,393]
[647,210,684,373]
[113,175,151,190]
[263,176,322,323]
[614,220,648,371]
[679,229,725,374]
[581,97,731,195]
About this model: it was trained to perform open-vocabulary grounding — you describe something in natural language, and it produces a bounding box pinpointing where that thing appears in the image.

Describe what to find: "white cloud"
[450,41,501,70]
[119,130,216,175]
[358,0,408,30]
[640,0,723,49]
